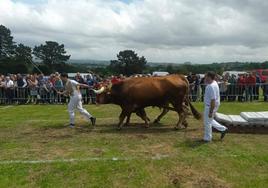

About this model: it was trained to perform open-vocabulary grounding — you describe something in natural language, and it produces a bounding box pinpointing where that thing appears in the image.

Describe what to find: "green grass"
[0,103,268,188]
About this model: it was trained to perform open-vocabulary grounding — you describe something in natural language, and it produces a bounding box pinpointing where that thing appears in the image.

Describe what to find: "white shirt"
[69,80,80,96]
[6,80,14,88]
[22,79,27,88]
[204,80,220,107]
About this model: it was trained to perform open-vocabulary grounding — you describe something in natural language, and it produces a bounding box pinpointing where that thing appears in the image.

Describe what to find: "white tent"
[152,71,169,76]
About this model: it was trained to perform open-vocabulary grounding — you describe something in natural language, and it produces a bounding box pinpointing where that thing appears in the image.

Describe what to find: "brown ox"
[95,74,201,129]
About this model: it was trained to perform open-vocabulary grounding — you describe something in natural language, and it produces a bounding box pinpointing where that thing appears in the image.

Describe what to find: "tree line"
[0,25,75,74]
[1,24,268,76]
[92,58,268,76]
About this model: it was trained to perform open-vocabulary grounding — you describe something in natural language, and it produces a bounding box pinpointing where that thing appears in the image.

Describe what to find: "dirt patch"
[190,176,229,188]
[150,144,173,154]
[38,127,75,140]
[135,134,148,139]
[48,134,73,139]
[92,148,104,156]
[167,167,230,188]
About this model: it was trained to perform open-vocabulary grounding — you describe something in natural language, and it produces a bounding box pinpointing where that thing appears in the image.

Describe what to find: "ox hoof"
[153,119,160,124]
[183,123,188,128]
[124,123,130,127]
[174,126,181,130]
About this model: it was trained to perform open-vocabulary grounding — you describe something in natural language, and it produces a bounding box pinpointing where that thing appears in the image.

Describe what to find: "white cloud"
[1,0,268,63]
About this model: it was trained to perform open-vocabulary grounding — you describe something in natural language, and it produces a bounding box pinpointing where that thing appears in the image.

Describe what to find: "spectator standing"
[227,74,237,101]
[17,74,27,104]
[264,77,268,102]
[54,75,64,103]
[219,78,229,101]
[48,74,56,103]
[86,74,96,104]
[38,74,49,103]
[75,72,87,103]
[119,74,125,81]
[5,76,14,104]
[27,75,38,104]
[245,72,256,102]
[46,77,55,103]
[254,72,261,100]
[200,76,206,102]
[187,72,193,84]
[0,76,5,104]
[191,74,199,102]
[238,74,246,102]
[111,76,120,85]
[12,75,17,87]
[75,72,85,84]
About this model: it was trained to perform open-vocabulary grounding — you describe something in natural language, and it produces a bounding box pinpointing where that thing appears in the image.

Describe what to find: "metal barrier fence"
[0,83,268,105]
[189,83,268,102]
[0,87,97,105]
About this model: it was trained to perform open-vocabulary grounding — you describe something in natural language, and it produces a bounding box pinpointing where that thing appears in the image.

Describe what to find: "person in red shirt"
[111,76,120,85]
[245,72,256,101]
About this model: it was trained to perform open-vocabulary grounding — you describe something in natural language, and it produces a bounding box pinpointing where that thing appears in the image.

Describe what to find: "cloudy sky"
[1,0,268,63]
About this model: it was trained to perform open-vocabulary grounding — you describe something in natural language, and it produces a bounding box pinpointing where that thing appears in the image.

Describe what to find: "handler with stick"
[58,73,96,128]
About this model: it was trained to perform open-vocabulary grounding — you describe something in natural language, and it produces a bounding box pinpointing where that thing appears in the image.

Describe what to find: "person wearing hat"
[58,73,96,128]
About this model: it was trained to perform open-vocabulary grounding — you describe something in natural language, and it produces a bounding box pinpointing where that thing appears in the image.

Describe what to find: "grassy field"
[0,103,268,188]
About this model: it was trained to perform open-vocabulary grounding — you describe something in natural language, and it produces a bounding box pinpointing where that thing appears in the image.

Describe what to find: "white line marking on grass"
[0,106,13,110]
[0,117,118,123]
[0,154,169,165]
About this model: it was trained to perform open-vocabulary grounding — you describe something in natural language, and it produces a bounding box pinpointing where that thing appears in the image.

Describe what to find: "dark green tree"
[109,50,147,76]
[33,41,71,70]
[15,44,32,63]
[0,25,16,61]
[166,64,176,74]
[13,44,33,73]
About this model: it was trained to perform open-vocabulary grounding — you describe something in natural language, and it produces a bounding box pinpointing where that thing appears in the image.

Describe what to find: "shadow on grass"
[36,122,200,135]
[41,124,69,130]
[35,122,268,136]
[182,139,210,148]
[78,123,199,134]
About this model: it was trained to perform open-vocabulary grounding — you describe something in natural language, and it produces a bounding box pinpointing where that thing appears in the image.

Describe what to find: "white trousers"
[204,106,227,141]
[68,94,92,125]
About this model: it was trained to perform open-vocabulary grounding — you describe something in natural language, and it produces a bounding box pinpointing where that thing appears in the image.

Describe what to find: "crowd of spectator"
[187,72,268,102]
[1,71,268,105]
[0,72,126,105]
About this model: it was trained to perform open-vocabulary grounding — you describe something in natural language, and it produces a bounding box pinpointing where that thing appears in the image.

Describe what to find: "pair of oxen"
[94,74,202,130]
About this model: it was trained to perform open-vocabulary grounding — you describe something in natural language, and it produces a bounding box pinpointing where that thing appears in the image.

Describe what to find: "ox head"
[93,86,112,104]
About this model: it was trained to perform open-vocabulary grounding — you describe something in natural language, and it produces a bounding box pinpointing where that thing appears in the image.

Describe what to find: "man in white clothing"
[203,71,227,142]
[58,73,96,128]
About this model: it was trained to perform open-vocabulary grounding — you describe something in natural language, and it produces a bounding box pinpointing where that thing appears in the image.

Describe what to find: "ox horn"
[93,86,105,94]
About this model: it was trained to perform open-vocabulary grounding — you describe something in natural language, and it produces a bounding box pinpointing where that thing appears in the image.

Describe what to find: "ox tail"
[183,76,202,120]
[188,100,202,120]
